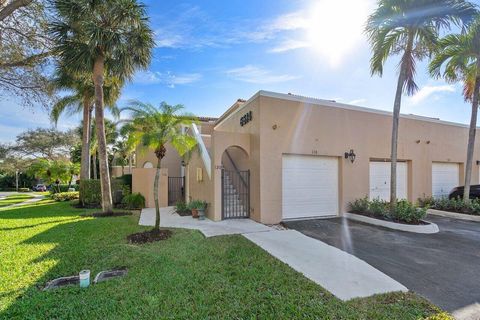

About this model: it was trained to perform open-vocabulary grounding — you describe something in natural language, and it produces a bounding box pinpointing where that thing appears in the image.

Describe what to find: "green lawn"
[0,201,444,319]
[0,194,34,207]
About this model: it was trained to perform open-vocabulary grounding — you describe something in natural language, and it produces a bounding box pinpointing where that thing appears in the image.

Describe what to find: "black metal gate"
[222,169,250,219]
[168,177,185,205]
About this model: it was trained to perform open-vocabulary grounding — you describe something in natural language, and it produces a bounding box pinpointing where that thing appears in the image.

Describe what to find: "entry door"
[282,154,339,220]
[432,162,459,198]
[369,161,407,201]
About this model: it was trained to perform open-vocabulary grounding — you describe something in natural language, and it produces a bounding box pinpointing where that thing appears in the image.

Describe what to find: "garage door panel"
[432,163,459,198]
[369,162,407,201]
[282,155,339,220]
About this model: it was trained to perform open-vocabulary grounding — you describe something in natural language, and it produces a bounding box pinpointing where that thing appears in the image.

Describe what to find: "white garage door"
[282,154,339,220]
[432,162,459,199]
[369,161,408,201]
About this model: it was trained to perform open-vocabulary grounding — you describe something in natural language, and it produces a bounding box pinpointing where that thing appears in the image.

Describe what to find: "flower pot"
[198,208,205,220]
[191,208,198,218]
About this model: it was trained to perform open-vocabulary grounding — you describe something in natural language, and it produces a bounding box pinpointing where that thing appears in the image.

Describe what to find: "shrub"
[349,197,369,213]
[391,200,426,224]
[121,193,145,209]
[188,200,207,210]
[349,197,426,224]
[52,192,79,202]
[175,201,190,215]
[79,180,102,206]
[423,196,480,215]
[118,174,132,190]
[50,184,80,193]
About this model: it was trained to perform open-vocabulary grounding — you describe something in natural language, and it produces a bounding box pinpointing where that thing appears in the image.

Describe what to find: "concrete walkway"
[0,193,45,209]
[139,207,272,237]
[139,208,407,300]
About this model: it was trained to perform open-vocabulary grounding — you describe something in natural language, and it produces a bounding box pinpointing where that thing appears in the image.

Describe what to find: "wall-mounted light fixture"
[344,149,356,163]
[476,160,480,166]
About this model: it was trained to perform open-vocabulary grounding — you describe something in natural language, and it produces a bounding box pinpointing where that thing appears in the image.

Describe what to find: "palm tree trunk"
[128,154,133,173]
[92,153,98,179]
[154,157,162,230]
[389,67,406,212]
[80,96,91,181]
[463,60,480,203]
[93,55,113,213]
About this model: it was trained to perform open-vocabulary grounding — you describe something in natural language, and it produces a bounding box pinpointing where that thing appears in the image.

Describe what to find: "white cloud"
[134,70,202,88]
[409,85,456,105]
[269,39,310,53]
[226,65,300,84]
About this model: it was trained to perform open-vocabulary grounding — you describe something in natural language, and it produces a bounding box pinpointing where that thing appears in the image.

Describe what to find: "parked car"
[32,184,47,192]
[448,185,480,199]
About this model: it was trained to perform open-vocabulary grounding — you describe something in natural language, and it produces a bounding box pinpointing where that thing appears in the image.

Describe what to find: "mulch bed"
[81,211,133,218]
[127,229,172,244]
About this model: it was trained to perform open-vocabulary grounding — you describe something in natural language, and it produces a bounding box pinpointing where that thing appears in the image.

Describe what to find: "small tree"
[125,102,197,231]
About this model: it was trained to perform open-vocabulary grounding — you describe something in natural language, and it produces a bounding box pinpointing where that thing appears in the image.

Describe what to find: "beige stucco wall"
[132,168,168,208]
[111,166,132,178]
[186,150,215,219]
[211,92,480,224]
[136,144,182,177]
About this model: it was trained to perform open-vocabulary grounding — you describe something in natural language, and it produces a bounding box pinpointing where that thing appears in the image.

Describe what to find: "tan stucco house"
[132,90,480,224]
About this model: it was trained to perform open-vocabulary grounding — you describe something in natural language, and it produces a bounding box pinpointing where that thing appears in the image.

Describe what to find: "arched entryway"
[221,146,250,219]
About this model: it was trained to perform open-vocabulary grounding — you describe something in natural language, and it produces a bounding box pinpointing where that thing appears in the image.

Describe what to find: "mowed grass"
[0,194,34,207]
[0,201,443,319]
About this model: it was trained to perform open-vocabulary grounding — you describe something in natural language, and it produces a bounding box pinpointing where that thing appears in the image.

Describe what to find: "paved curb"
[344,212,439,234]
[428,209,480,222]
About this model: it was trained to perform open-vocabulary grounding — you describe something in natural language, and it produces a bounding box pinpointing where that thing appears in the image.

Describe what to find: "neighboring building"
[133,91,480,224]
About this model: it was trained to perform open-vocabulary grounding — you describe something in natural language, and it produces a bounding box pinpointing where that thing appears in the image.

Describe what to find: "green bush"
[51,192,79,202]
[118,174,132,190]
[391,200,426,224]
[189,200,208,210]
[79,180,102,206]
[121,193,145,209]
[175,201,190,215]
[18,188,30,192]
[348,198,426,224]
[421,196,480,215]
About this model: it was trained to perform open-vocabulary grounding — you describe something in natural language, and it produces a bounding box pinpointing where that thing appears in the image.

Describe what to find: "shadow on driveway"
[285,215,480,312]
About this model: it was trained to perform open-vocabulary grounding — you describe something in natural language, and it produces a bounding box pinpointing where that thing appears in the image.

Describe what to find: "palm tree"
[365,0,476,211]
[50,69,122,182]
[51,0,154,212]
[125,102,197,231]
[429,16,480,202]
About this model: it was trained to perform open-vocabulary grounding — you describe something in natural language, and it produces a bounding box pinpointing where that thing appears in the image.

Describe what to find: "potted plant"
[189,200,201,218]
[197,201,208,220]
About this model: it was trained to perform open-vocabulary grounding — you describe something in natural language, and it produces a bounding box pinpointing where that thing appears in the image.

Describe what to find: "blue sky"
[1,0,480,142]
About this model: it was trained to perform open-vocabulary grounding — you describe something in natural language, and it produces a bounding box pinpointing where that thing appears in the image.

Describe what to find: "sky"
[1,0,480,142]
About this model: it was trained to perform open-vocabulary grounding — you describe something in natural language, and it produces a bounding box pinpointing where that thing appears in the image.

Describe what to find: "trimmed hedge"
[349,197,427,224]
[79,179,130,207]
[121,193,145,209]
[52,192,79,202]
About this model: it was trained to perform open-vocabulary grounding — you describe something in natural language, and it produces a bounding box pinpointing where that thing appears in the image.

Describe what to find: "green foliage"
[79,179,101,206]
[51,192,79,202]
[349,198,427,224]
[28,159,79,191]
[391,200,427,224]
[50,184,80,193]
[121,193,145,209]
[175,201,190,215]
[188,200,208,210]
[79,179,129,207]
[118,174,132,190]
[18,188,30,192]
[422,197,480,216]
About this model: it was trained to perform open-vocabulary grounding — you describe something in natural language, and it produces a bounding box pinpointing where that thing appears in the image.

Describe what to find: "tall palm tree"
[51,0,154,212]
[429,16,480,202]
[125,101,197,231]
[365,0,476,211]
[50,69,122,182]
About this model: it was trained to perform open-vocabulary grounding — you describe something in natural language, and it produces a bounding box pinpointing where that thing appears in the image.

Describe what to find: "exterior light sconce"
[476,160,480,165]
[181,160,186,167]
[415,140,421,144]
[344,149,356,163]
[426,141,431,144]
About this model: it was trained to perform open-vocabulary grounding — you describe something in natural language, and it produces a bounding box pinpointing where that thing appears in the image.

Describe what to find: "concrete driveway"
[285,215,480,313]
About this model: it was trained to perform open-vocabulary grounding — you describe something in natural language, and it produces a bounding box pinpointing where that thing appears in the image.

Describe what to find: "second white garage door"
[369,161,408,201]
[282,154,339,220]
[432,162,459,198]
